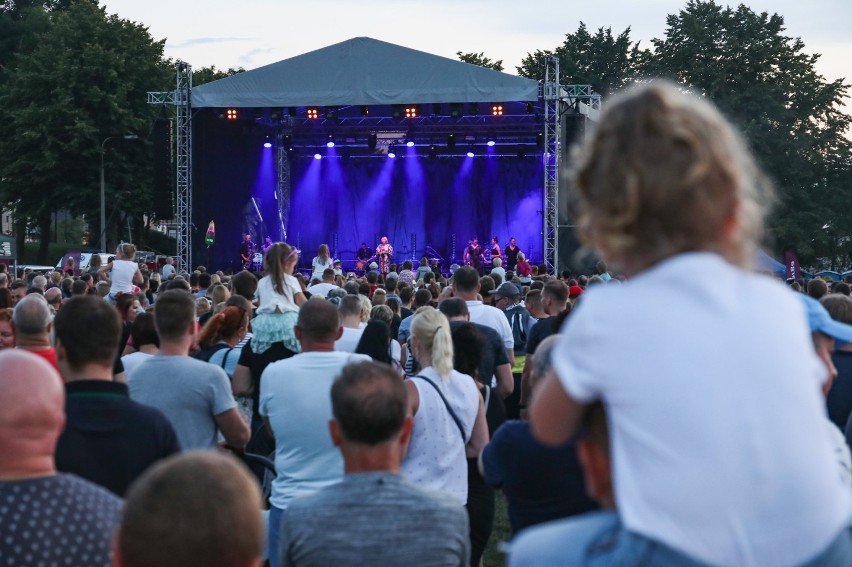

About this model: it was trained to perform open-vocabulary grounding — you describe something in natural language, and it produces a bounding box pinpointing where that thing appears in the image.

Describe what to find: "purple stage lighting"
[327,141,335,148]
[406,141,414,147]
[314,153,322,160]
[388,151,396,159]
[263,142,272,148]
[466,151,475,158]
[487,140,495,147]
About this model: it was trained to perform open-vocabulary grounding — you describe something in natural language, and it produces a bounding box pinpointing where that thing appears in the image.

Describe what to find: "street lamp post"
[100,134,139,252]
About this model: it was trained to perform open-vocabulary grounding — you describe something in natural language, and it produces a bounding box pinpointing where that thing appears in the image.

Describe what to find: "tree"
[517,22,645,95]
[192,65,244,86]
[456,51,503,72]
[0,0,171,261]
[642,0,852,268]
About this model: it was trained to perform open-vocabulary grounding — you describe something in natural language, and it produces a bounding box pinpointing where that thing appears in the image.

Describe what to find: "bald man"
[0,350,123,567]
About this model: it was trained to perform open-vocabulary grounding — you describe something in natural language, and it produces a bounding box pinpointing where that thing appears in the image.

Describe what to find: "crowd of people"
[2,81,852,567]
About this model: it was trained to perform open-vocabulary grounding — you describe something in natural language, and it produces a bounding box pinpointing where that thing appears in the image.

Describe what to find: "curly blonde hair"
[571,81,773,274]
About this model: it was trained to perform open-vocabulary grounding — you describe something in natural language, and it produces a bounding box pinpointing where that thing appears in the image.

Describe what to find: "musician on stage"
[356,242,373,274]
[504,236,520,271]
[375,236,394,276]
[261,236,273,253]
[239,234,256,271]
[491,236,502,262]
[466,238,482,273]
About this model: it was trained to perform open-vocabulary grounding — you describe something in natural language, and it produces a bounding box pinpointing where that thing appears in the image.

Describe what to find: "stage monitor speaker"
[152,118,174,220]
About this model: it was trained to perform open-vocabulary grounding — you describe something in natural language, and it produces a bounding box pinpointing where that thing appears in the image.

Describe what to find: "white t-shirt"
[401,367,480,504]
[335,326,364,353]
[306,282,339,298]
[121,351,153,376]
[260,351,370,510]
[552,252,851,567]
[466,301,513,351]
[255,274,301,314]
[311,256,333,280]
[109,259,138,294]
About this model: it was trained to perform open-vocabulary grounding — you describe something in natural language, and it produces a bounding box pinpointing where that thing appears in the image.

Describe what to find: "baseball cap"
[489,282,520,297]
[569,285,584,298]
[798,294,852,343]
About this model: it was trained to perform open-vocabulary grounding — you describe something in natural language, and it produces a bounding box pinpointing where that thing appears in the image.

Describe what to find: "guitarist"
[356,242,373,274]
[239,234,256,271]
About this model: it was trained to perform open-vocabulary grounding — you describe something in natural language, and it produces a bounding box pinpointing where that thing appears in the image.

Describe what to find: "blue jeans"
[268,505,283,567]
[508,511,852,567]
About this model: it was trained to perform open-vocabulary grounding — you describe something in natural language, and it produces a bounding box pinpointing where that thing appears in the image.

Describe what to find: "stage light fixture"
[283,135,293,151]
[404,106,418,119]
[536,132,544,150]
[406,140,415,147]
[226,109,238,120]
[388,150,396,159]
[313,153,322,160]
[361,105,370,116]
[486,132,496,147]
[450,103,464,118]
[326,133,335,148]
[466,149,475,158]
[428,144,437,158]
[447,133,456,150]
[487,139,495,147]
[491,103,504,116]
[306,107,319,119]
[367,133,378,151]
[263,142,272,149]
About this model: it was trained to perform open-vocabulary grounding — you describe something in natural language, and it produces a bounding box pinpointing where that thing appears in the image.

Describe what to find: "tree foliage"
[642,1,852,268]
[456,51,503,72]
[0,0,171,261]
[192,65,244,86]
[517,22,645,96]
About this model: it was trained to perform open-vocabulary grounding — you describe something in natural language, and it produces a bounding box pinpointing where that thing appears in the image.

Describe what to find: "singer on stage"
[375,236,394,276]
[239,234,256,270]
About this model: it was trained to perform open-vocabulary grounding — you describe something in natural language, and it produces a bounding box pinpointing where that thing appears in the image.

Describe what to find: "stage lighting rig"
[226,109,238,120]
[306,107,319,119]
[491,103,504,116]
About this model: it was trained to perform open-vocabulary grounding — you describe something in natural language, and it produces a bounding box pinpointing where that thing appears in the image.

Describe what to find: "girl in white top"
[252,242,306,354]
[310,244,333,283]
[401,307,488,504]
[100,242,142,300]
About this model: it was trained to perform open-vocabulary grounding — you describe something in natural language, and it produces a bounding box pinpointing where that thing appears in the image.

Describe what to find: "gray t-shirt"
[280,472,469,567]
[128,355,237,450]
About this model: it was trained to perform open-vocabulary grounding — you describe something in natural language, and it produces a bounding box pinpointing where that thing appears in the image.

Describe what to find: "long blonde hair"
[264,242,297,296]
[411,307,454,379]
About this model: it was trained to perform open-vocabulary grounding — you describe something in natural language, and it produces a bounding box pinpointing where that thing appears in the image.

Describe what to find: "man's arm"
[215,408,250,449]
[494,362,514,398]
[529,369,586,446]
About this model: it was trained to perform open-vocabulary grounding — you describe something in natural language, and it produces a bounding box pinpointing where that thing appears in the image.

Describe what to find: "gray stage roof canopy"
[191,37,540,108]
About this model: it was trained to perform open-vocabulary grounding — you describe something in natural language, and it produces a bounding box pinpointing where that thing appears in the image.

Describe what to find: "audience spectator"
[0,308,13,349]
[401,308,488,505]
[128,289,249,451]
[518,81,851,566]
[279,361,469,566]
[115,452,264,567]
[53,296,179,496]
[336,294,365,353]
[260,298,370,567]
[121,312,159,376]
[12,293,58,370]
[481,335,598,536]
[0,350,123,567]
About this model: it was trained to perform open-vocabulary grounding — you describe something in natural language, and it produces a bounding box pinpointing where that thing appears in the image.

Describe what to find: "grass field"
[483,493,511,567]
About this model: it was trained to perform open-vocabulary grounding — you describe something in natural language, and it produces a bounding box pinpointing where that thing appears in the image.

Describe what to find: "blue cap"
[798,294,852,343]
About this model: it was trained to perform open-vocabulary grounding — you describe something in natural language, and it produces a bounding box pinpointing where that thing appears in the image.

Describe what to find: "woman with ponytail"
[196,306,250,378]
[401,307,489,505]
[252,242,307,354]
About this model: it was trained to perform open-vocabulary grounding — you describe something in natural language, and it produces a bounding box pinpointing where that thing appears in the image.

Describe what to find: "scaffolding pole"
[543,56,560,275]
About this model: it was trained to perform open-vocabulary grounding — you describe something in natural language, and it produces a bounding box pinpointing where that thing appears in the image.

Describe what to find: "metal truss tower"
[543,56,561,275]
[147,61,192,271]
[275,126,292,242]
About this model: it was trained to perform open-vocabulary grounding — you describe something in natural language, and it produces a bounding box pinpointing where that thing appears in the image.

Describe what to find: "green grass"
[484,492,511,567]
